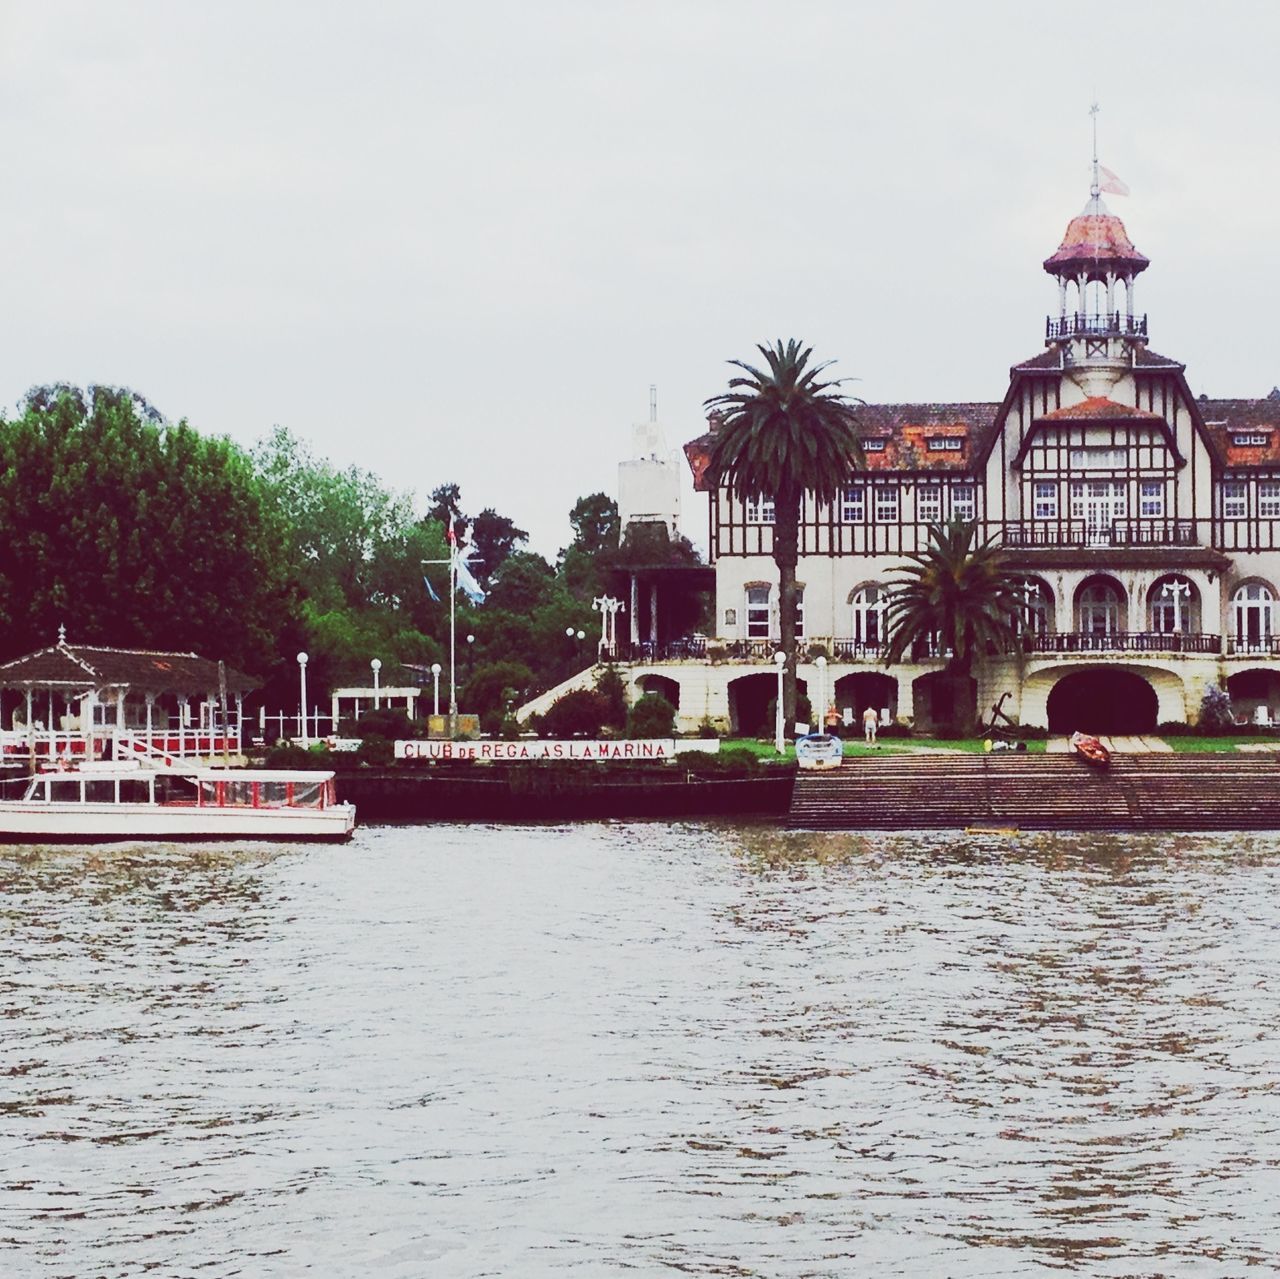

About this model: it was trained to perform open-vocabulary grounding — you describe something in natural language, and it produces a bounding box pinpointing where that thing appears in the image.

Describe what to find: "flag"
[1098,165,1129,197]
[454,552,486,605]
[422,574,440,603]
[447,514,457,545]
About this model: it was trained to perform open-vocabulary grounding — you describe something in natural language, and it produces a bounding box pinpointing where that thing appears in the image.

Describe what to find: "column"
[649,581,659,645]
[630,574,640,646]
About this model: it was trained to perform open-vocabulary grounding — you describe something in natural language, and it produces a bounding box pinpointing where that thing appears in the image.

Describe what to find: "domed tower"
[1042,125,1149,397]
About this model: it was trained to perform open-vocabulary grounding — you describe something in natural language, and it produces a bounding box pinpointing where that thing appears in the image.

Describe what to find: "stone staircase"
[788,751,1280,831]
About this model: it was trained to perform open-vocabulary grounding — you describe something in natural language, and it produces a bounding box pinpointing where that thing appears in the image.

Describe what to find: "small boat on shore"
[796,733,844,770]
[0,760,356,842]
[1069,731,1111,768]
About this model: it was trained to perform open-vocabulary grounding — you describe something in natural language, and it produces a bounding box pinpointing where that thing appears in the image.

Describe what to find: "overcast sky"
[2,2,1277,555]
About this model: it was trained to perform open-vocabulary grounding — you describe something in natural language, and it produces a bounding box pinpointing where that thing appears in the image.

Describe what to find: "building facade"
[635,185,1280,735]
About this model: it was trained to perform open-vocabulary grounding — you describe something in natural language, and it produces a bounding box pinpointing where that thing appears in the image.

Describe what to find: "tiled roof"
[1198,396,1280,469]
[0,644,258,693]
[1037,396,1165,423]
[683,403,999,486]
[1043,197,1149,279]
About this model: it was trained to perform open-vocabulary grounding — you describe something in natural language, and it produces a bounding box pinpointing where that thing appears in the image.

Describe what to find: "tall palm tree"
[882,517,1027,733]
[705,340,863,729]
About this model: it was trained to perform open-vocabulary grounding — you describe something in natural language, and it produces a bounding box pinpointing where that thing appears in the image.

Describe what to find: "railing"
[1028,631,1220,655]
[1002,519,1200,549]
[1045,312,1148,341]
[832,639,886,662]
[616,638,710,663]
[1227,637,1280,657]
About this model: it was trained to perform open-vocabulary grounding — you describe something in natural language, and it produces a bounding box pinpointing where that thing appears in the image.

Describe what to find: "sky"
[2,1,1278,557]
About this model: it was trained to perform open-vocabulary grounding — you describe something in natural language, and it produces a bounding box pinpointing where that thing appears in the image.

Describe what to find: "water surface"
[3,823,1279,1276]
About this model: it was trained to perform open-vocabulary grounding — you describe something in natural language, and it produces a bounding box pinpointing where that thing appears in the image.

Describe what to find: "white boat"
[795,733,844,770]
[0,760,356,842]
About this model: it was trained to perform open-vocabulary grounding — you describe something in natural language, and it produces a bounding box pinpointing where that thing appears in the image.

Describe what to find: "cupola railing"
[1045,312,1148,341]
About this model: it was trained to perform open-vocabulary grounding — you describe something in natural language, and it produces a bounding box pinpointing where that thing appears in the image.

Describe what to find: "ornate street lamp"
[296,651,309,747]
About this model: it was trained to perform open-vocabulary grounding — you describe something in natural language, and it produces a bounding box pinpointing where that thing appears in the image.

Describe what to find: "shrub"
[697,718,720,739]
[675,747,761,777]
[877,722,912,738]
[499,715,521,740]
[1157,720,1194,737]
[355,707,414,740]
[627,692,675,738]
[467,661,535,719]
[356,734,394,767]
[542,688,609,738]
[265,742,333,770]
[595,665,628,731]
[1199,685,1235,735]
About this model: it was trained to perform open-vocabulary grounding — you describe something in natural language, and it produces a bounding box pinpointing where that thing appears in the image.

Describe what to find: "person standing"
[862,705,879,746]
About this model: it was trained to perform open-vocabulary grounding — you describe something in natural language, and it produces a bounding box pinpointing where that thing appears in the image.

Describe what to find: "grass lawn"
[720,736,1046,759]
[1164,734,1280,753]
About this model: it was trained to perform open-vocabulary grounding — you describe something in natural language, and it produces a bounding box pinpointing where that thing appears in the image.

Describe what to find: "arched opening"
[912,671,977,735]
[848,584,888,650]
[1074,575,1127,637]
[1148,574,1200,635]
[833,673,897,729]
[637,674,680,710]
[1046,668,1158,733]
[1232,580,1275,652]
[727,673,809,737]
[1018,576,1054,636]
[1226,669,1280,725]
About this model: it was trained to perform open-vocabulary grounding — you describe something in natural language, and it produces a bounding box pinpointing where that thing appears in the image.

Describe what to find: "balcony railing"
[1045,312,1148,341]
[1227,637,1280,657]
[1002,519,1200,550]
[1027,631,1220,655]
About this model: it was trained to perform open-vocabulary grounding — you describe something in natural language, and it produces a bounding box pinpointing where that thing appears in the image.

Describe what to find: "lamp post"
[296,651,309,747]
[592,595,625,658]
[774,650,786,754]
[814,654,827,733]
[371,658,382,711]
[430,663,442,717]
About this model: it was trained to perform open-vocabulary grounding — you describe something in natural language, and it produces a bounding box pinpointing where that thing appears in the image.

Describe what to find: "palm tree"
[882,517,1027,734]
[704,340,863,729]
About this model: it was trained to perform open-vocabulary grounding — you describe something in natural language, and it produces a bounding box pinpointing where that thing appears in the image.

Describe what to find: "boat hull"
[0,801,356,843]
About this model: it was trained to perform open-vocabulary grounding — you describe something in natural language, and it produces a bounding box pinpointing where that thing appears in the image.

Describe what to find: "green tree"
[427,483,469,543]
[560,493,620,599]
[470,508,527,584]
[704,340,863,726]
[882,518,1026,733]
[0,385,293,671]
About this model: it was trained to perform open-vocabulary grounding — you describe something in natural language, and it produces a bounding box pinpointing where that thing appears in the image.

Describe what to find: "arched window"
[744,585,771,638]
[1077,579,1124,636]
[1149,575,1198,634]
[850,585,887,647]
[1233,582,1275,650]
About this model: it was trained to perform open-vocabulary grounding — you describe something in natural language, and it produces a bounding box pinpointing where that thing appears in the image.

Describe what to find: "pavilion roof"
[0,643,258,694]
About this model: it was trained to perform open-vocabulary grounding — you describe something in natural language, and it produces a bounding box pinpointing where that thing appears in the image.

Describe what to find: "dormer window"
[1232,432,1270,447]
[927,437,963,452]
[863,438,887,453]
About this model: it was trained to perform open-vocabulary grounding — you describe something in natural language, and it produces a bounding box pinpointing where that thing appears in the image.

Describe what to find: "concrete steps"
[788,752,1280,831]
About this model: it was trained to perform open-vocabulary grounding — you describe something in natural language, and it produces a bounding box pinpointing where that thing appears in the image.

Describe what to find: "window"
[1033,481,1058,519]
[1020,577,1053,635]
[745,496,775,524]
[1261,481,1280,517]
[863,438,887,453]
[927,437,963,452]
[851,585,887,646]
[1223,482,1248,519]
[841,485,865,522]
[1233,433,1269,446]
[1140,480,1165,518]
[1234,582,1275,649]
[950,484,976,522]
[745,586,770,638]
[794,587,805,639]
[917,486,942,523]
[1069,447,1126,470]
[1078,580,1123,635]
[874,486,899,522]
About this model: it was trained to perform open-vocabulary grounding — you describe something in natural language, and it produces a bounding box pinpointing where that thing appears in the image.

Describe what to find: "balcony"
[1002,519,1200,550]
[1045,312,1148,341]
[1027,631,1220,655]
[1227,637,1280,658]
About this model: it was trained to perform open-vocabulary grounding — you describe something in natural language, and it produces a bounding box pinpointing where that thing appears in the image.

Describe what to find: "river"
[3,823,1279,1277]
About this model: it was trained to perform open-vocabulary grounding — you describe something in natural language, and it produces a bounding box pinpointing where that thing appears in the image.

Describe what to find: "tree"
[427,483,469,543]
[704,340,863,727]
[882,518,1027,733]
[567,493,619,557]
[0,385,294,671]
[470,508,527,584]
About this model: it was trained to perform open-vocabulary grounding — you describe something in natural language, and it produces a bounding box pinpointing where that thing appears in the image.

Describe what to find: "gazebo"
[0,632,258,764]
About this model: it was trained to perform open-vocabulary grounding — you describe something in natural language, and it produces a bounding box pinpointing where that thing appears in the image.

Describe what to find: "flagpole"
[449,542,458,738]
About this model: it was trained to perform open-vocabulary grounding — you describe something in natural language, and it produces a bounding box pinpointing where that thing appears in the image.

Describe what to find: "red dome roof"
[1043,196,1149,281]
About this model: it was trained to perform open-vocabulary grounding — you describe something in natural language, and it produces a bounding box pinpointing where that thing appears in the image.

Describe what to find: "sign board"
[395,738,678,762]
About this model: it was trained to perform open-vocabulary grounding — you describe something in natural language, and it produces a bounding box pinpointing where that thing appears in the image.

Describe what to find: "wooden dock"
[787,752,1280,831]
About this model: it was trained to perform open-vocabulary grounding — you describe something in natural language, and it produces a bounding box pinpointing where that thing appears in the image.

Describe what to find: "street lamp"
[430,662,442,717]
[370,657,382,710]
[296,651,309,748]
[815,654,827,733]
[773,650,787,754]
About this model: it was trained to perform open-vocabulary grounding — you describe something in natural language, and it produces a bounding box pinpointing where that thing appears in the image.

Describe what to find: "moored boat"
[0,760,356,842]
[1069,731,1111,768]
[796,733,844,770]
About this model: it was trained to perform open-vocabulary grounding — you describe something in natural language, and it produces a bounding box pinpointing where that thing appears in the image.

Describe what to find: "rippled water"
[4,823,1280,1277]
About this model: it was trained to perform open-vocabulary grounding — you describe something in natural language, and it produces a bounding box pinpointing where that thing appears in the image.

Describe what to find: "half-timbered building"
[638,183,1280,736]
